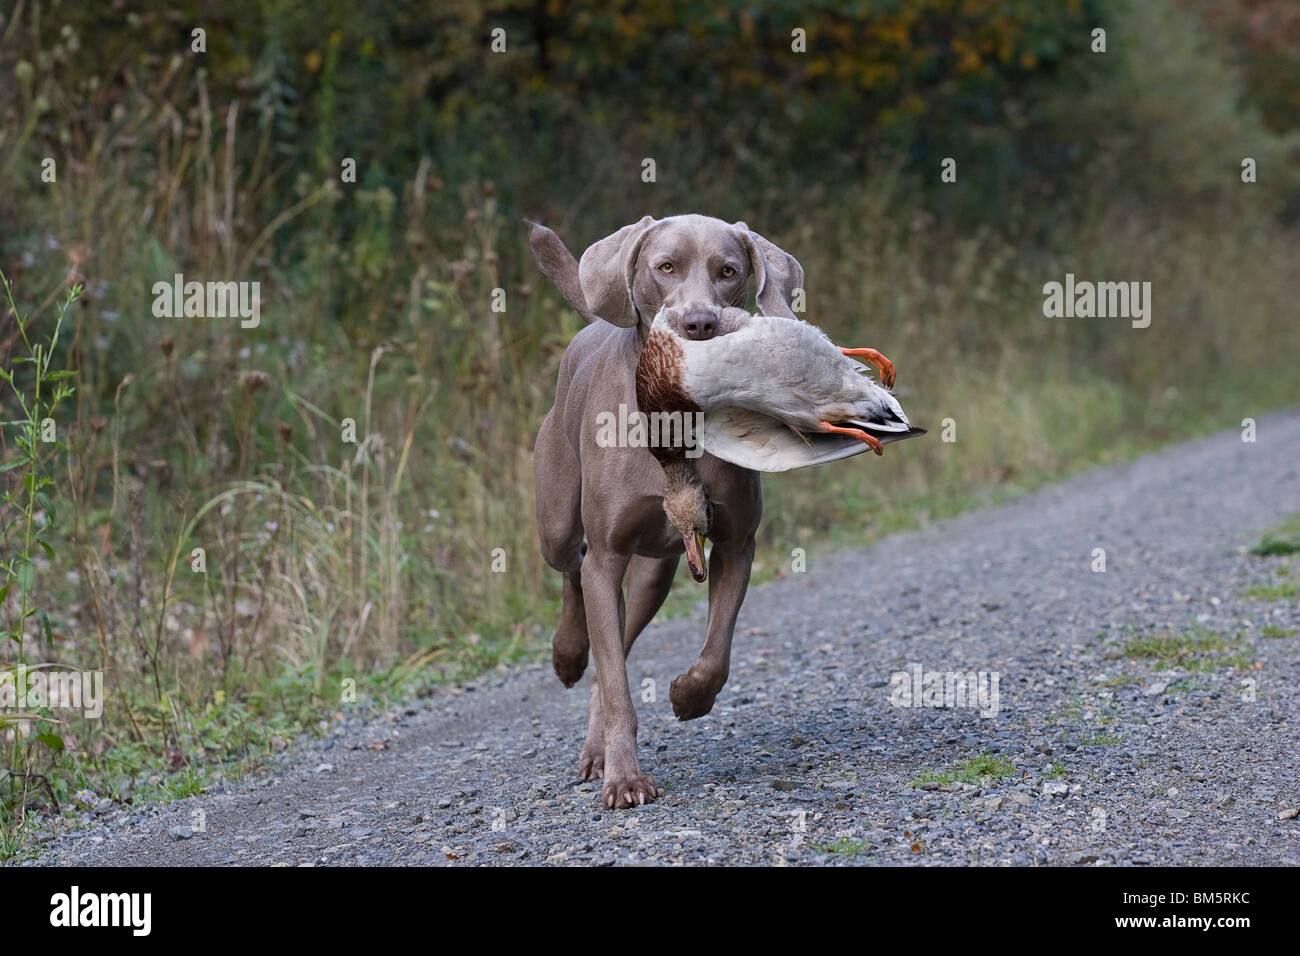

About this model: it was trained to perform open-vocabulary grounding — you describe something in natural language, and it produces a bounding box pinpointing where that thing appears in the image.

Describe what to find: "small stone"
[1277,808,1299,821]
[168,826,193,840]
[1042,781,1069,797]
[1145,682,1167,696]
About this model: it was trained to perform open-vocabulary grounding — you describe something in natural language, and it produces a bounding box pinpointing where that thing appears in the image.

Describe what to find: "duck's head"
[661,463,713,583]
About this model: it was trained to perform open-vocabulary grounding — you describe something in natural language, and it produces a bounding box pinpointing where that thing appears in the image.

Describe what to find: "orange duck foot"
[818,421,884,455]
[838,347,895,388]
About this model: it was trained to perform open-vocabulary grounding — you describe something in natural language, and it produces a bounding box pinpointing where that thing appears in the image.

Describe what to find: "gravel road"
[29,409,1300,866]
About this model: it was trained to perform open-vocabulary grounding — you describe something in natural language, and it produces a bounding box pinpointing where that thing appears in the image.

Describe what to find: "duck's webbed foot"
[838,347,895,388]
[817,421,884,456]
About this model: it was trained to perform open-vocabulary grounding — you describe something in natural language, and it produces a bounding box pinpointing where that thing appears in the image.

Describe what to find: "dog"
[528,215,804,809]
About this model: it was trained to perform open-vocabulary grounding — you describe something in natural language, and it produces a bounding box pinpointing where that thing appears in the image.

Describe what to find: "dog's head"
[578,214,803,339]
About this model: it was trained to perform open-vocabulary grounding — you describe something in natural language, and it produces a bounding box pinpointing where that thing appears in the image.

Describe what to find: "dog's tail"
[525,220,603,325]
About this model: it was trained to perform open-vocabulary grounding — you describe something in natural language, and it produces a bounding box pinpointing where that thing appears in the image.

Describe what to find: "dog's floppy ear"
[732,221,805,319]
[526,220,605,325]
[579,215,656,328]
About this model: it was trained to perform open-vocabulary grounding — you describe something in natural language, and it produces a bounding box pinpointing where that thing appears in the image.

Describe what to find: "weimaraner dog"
[528,214,804,809]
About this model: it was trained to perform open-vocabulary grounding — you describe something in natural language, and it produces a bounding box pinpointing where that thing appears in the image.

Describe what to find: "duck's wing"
[699,405,925,473]
[680,316,907,426]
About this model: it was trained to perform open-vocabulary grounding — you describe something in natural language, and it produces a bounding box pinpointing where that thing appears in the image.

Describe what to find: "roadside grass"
[1095,674,1139,689]
[911,751,1016,788]
[1166,679,1212,694]
[1080,731,1126,747]
[1121,627,1256,673]
[812,835,873,856]
[1251,514,1300,557]
[1240,581,1299,602]
[1260,625,1297,639]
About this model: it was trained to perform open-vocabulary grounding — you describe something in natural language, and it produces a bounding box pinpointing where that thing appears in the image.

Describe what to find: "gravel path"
[29,409,1300,866]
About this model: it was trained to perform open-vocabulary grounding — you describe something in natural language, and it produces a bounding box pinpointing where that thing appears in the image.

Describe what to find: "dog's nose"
[681,310,717,341]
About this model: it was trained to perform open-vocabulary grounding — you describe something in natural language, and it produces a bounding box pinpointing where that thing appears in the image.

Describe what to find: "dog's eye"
[658,262,674,274]
[720,265,736,278]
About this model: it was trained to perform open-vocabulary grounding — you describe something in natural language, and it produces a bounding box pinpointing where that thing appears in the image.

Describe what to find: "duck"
[658,457,712,583]
[636,307,924,473]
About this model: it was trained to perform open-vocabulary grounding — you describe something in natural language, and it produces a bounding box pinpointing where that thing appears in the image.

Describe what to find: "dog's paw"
[670,667,725,721]
[578,740,604,781]
[601,774,660,809]
[553,643,588,687]
[552,623,589,687]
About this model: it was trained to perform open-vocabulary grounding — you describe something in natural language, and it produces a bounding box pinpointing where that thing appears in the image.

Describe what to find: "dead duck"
[637,307,924,473]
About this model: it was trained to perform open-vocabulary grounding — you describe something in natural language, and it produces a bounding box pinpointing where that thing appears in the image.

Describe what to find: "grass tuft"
[1251,515,1300,557]
[1122,627,1255,673]
[912,751,1017,787]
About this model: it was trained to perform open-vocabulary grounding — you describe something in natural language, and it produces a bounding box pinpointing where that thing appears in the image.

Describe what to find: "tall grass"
[1,275,79,830]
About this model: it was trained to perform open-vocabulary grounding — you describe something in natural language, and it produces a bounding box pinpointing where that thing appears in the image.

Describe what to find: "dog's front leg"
[581,547,659,808]
[670,534,756,720]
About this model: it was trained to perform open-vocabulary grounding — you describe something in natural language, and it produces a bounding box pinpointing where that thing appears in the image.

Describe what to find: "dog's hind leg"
[623,554,679,645]
[579,554,678,780]
[551,569,588,687]
[534,414,589,687]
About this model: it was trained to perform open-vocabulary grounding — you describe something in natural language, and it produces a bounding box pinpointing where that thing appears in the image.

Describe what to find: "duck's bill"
[684,533,708,583]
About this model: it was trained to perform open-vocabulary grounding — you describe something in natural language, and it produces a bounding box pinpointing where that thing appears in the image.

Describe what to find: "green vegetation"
[1122,628,1255,673]
[913,751,1016,787]
[812,835,872,856]
[1241,581,1299,602]
[1,278,79,836]
[1166,679,1212,694]
[1095,674,1138,689]
[1080,731,1125,747]
[1251,515,1300,557]
[1,0,1297,853]
[1260,625,1297,640]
